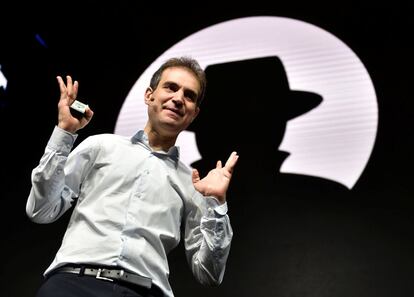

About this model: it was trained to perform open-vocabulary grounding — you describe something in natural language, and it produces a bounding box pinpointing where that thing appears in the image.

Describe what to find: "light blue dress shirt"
[26,126,233,297]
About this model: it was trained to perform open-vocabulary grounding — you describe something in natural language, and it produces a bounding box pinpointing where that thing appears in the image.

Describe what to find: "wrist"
[58,122,78,134]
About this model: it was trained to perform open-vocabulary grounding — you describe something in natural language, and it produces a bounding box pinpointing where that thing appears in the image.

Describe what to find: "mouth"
[164,107,183,117]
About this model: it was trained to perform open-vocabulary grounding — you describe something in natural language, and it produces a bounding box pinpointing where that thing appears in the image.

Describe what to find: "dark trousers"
[36,272,164,297]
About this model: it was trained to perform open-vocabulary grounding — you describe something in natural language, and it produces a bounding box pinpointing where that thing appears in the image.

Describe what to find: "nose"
[172,90,184,106]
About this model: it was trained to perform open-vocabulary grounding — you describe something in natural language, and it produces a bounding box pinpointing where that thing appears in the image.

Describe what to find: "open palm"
[192,151,239,204]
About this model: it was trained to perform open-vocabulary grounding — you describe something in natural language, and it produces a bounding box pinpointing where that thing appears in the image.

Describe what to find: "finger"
[73,80,79,97]
[66,75,73,89]
[71,80,79,104]
[85,106,93,120]
[192,169,200,184]
[224,151,239,173]
[66,75,76,101]
[216,160,222,169]
[56,76,67,94]
[84,106,94,122]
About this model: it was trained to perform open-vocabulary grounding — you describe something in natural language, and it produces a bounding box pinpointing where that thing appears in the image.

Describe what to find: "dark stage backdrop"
[1,2,412,297]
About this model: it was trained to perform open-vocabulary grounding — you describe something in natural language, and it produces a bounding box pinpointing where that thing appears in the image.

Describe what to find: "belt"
[55,266,152,289]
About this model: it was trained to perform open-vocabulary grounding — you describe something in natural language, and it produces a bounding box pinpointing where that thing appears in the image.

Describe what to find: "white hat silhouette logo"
[115,16,378,189]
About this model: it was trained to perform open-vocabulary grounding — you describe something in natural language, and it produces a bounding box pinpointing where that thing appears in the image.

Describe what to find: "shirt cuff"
[205,196,228,217]
[47,126,78,155]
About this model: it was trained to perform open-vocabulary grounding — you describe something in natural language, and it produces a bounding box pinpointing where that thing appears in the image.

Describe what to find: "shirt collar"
[131,130,180,164]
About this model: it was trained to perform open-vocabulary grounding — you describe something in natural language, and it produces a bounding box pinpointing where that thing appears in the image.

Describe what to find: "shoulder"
[75,133,131,151]
[83,133,130,144]
[177,160,194,177]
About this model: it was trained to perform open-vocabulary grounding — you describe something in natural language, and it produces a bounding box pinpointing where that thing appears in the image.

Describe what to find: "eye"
[184,91,197,102]
[165,82,179,92]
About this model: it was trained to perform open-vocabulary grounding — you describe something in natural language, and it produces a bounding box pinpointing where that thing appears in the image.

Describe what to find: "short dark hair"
[149,57,206,106]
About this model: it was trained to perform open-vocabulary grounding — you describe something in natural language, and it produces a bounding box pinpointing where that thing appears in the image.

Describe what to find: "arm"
[184,152,239,285]
[26,76,94,223]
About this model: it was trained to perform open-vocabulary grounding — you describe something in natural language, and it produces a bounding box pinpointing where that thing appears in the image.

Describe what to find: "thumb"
[192,169,200,184]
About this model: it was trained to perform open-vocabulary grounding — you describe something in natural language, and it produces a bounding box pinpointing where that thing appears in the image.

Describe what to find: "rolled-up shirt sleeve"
[184,191,233,286]
[26,126,92,224]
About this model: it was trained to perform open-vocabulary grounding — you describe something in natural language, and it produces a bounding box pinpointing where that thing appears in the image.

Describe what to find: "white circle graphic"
[115,16,378,189]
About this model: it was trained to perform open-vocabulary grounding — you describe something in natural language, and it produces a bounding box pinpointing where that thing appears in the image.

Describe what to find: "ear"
[144,87,154,105]
[192,106,200,122]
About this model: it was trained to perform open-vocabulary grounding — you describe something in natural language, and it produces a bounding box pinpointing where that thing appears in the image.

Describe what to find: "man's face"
[145,67,200,136]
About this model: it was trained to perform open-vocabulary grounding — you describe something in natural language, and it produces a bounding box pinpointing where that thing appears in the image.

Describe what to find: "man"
[26,57,239,297]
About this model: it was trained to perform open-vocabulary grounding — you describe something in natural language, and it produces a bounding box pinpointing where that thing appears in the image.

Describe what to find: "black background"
[0,1,413,296]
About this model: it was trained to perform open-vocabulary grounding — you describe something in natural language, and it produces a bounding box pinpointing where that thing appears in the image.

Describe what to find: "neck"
[144,125,177,152]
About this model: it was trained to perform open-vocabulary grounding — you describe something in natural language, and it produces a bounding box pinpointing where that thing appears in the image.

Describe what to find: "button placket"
[134,171,146,199]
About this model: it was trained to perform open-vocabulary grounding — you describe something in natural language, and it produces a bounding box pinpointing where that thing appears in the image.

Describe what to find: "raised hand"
[57,75,94,133]
[192,151,239,204]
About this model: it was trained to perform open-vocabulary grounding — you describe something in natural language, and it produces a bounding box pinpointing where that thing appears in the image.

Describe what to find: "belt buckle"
[96,268,114,282]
